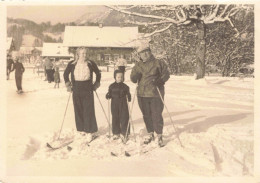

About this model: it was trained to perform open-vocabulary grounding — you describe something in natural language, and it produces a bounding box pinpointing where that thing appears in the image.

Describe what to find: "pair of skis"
[111,151,131,157]
[46,135,99,151]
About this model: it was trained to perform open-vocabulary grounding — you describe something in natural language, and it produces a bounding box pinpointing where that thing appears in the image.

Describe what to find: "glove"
[93,82,100,91]
[65,82,72,92]
[106,92,111,100]
[132,72,142,83]
[152,78,165,86]
[127,95,131,102]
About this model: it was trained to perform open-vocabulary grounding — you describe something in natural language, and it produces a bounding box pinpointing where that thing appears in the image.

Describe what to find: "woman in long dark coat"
[63,47,101,142]
[11,57,25,94]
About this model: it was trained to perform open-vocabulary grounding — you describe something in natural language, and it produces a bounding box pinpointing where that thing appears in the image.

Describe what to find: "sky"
[7,5,108,24]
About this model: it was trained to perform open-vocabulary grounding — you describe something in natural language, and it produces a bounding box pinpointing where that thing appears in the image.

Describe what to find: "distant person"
[130,43,170,147]
[6,54,14,80]
[116,56,128,73]
[54,67,60,88]
[106,69,131,140]
[11,57,25,94]
[64,47,101,142]
[44,57,54,83]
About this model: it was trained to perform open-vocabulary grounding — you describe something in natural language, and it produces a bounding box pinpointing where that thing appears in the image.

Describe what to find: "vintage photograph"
[1,2,257,181]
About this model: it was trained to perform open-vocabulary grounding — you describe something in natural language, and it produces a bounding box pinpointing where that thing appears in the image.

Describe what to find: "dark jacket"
[44,58,53,70]
[7,59,14,69]
[107,82,131,101]
[63,60,101,88]
[11,62,25,76]
[130,55,170,97]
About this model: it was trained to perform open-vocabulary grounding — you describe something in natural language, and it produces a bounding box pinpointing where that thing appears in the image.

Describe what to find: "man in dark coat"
[63,47,101,142]
[43,57,54,83]
[7,54,14,80]
[11,57,25,93]
[130,44,170,147]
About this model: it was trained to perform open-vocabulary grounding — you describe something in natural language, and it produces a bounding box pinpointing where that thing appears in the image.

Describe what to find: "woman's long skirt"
[72,80,98,133]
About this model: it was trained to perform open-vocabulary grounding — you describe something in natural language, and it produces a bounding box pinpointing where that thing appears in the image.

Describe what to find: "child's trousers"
[54,82,59,88]
[111,97,129,136]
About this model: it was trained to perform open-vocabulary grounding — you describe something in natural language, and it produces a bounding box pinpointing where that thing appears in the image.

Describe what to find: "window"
[125,54,131,62]
[104,54,111,63]
[97,54,101,60]
[113,54,119,62]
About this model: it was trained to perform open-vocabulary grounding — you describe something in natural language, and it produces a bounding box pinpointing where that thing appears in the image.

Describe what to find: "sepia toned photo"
[0,1,259,183]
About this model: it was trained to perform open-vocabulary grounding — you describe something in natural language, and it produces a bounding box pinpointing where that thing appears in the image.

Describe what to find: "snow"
[4,68,254,178]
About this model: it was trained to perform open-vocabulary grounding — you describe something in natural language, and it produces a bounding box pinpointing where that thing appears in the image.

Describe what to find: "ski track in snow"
[6,67,254,176]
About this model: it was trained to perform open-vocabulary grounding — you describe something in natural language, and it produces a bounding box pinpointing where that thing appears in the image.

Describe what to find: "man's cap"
[135,38,151,53]
[136,44,151,53]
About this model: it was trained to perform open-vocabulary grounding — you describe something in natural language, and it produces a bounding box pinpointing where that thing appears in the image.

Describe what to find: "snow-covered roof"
[63,26,139,48]
[19,47,42,55]
[7,37,14,51]
[42,43,73,57]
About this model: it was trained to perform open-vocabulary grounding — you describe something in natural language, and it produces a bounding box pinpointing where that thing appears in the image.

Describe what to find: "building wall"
[69,47,134,65]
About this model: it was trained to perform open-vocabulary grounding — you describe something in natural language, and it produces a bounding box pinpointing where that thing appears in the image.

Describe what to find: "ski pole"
[108,99,111,136]
[58,91,71,139]
[94,90,111,137]
[128,100,136,142]
[156,87,184,148]
[124,87,137,143]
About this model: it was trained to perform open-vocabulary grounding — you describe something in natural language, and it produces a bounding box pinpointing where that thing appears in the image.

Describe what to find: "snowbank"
[5,69,254,177]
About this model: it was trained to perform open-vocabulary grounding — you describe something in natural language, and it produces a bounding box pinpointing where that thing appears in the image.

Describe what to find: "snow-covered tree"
[107,5,253,79]
[206,10,254,76]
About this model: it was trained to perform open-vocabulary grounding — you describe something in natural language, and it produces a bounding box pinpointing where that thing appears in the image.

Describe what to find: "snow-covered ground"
[4,68,254,177]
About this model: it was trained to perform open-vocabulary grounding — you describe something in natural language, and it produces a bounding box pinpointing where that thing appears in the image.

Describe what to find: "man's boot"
[157,134,164,147]
[144,132,154,144]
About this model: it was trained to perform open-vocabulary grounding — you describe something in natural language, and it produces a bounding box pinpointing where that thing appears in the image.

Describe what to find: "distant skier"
[130,43,170,147]
[6,54,14,80]
[54,67,60,88]
[106,69,131,140]
[11,57,25,94]
[44,57,54,83]
[115,56,128,73]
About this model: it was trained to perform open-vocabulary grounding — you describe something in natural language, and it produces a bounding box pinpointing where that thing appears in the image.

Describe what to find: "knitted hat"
[136,42,151,53]
[135,37,151,53]
[114,69,124,79]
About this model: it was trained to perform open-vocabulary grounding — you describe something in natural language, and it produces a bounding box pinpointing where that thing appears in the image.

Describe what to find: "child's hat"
[114,69,124,79]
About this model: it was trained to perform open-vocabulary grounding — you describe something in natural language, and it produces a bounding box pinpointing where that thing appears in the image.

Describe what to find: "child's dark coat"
[107,82,131,136]
[54,70,60,83]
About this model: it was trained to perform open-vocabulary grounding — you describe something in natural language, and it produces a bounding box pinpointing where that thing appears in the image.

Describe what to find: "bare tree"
[107,4,253,79]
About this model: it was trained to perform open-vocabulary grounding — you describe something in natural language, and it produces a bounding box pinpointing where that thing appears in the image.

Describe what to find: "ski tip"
[125,151,131,157]
[67,146,72,151]
[46,143,53,149]
[111,152,117,157]
[159,144,165,148]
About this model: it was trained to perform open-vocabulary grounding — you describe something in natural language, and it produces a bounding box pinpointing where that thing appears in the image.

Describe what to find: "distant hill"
[7,18,68,50]
[74,7,111,25]
[74,8,138,26]
[7,9,145,51]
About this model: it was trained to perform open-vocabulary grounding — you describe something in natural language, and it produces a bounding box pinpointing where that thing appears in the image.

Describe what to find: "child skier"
[106,70,131,140]
[54,67,60,88]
